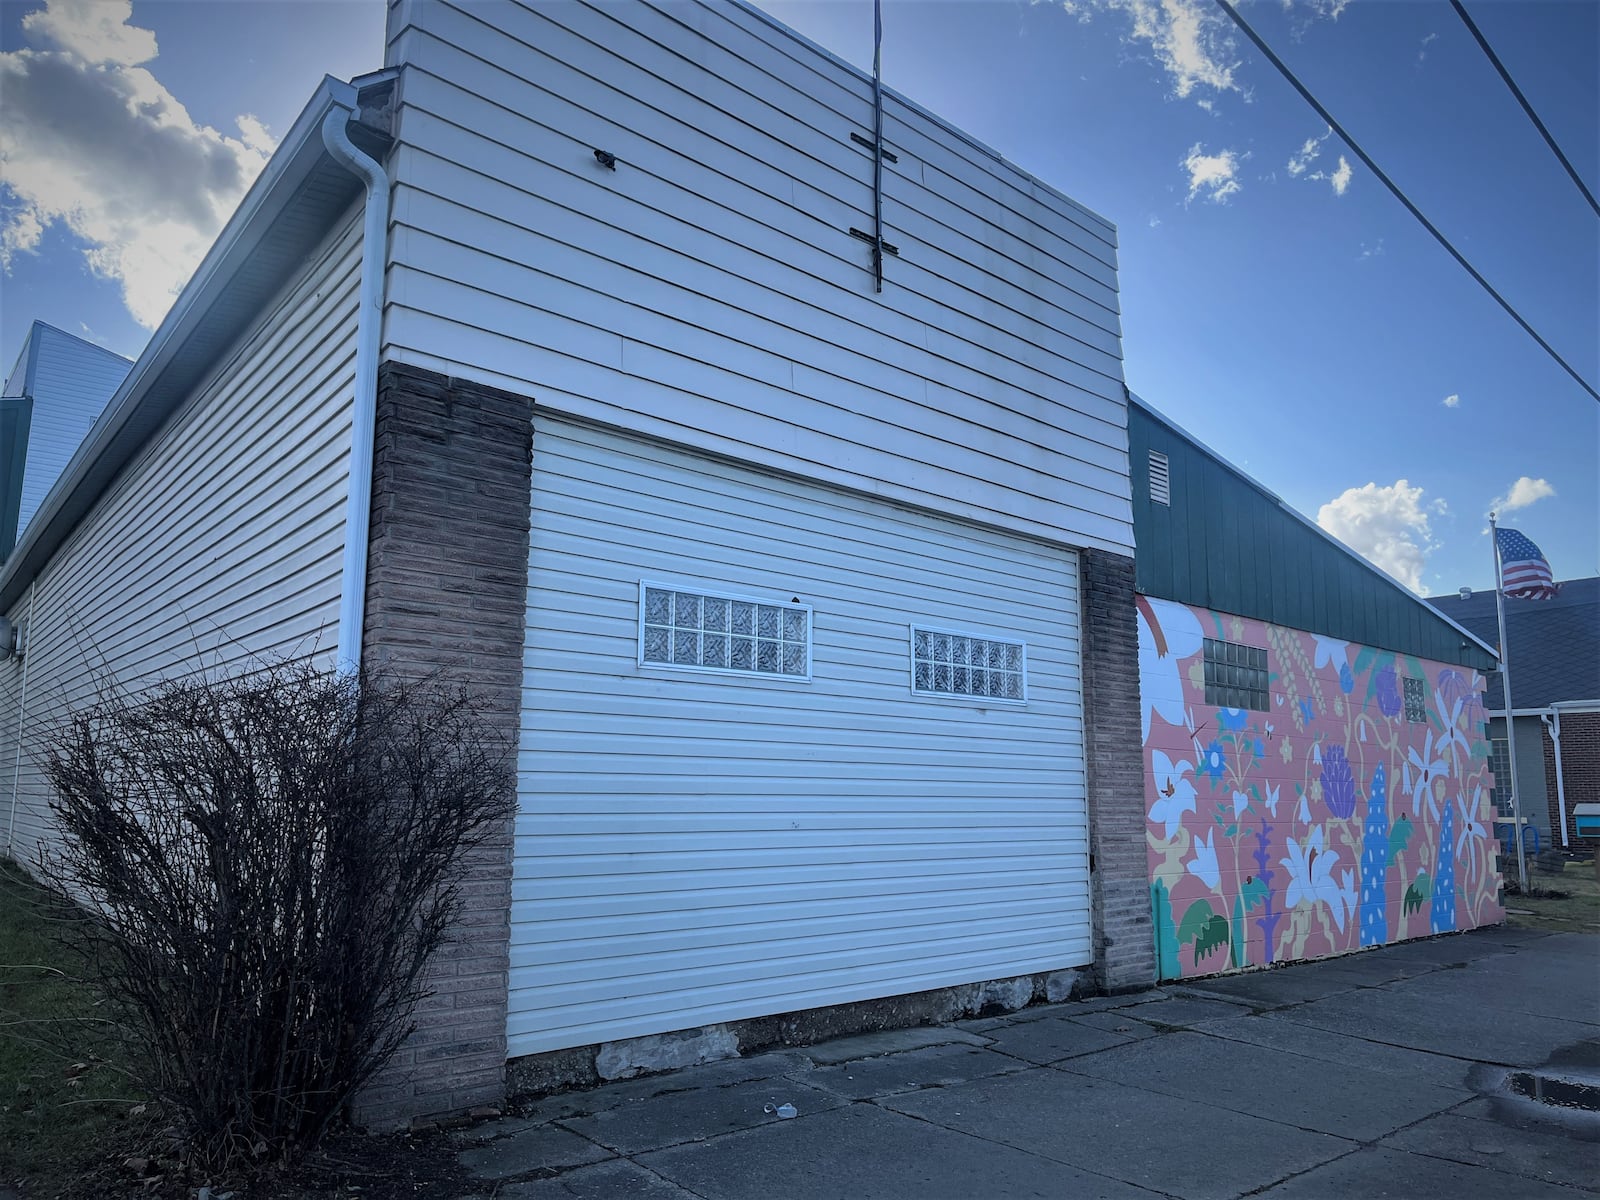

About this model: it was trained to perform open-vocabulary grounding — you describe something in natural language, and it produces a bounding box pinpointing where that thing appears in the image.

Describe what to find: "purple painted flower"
[1321,744,1357,819]
[1438,669,1470,708]
[1375,665,1402,718]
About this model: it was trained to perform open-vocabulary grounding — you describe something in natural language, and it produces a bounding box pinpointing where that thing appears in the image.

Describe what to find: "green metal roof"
[1130,395,1496,672]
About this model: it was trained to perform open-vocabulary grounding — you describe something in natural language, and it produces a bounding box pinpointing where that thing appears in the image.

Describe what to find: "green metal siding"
[1130,400,1495,671]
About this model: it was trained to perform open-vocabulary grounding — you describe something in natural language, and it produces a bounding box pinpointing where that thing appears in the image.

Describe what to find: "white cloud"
[1417,31,1438,65]
[1061,0,1239,103]
[0,0,275,330]
[1442,393,1461,408]
[1358,239,1384,260]
[1182,143,1242,204]
[1491,477,1555,512]
[1317,479,1440,594]
[1329,155,1352,195]
[1287,128,1352,196]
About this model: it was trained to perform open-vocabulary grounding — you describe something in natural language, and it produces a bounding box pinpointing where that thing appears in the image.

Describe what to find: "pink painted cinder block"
[1138,596,1503,981]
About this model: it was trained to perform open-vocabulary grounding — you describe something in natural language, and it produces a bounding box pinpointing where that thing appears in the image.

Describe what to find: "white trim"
[908,622,1029,705]
[636,579,814,683]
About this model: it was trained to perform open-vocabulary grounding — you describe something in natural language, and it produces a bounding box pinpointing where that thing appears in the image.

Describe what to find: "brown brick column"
[1079,549,1154,993]
[1544,712,1600,850]
[353,362,533,1129]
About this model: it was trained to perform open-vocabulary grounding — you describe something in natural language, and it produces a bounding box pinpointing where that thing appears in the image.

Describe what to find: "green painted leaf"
[1151,880,1180,980]
[1389,815,1414,866]
[1240,875,1270,913]
[1352,646,1375,677]
[1403,871,1432,916]
[1176,899,1218,948]
[1231,894,1247,969]
[1223,824,1238,838]
[1194,914,1230,963]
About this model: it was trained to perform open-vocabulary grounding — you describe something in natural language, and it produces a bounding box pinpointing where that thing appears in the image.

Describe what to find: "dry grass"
[1504,856,1600,933]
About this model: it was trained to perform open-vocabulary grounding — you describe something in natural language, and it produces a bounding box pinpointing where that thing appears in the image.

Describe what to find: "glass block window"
[1403,676,1427,723]
[639,583,810,679]
[1203,638,1268,711]
[911,627,1026,702]
[1489,738,1513,817]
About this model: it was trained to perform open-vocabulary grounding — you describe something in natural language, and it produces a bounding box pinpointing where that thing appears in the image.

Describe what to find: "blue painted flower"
[1321,744,1357,819]
[1299,698,1316,726]
[1375,665,1402,718]
[1253,738,1266,760]
[1219,707,1249,732]
[1338,662,1354,694]
[1200,739,1227,782]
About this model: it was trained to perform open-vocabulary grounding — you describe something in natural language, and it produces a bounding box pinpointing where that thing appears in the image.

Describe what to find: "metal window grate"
[1203,637,1269,711]
[911,626,1026,702]
[640,583,810,679]
[1149,450,1171,506]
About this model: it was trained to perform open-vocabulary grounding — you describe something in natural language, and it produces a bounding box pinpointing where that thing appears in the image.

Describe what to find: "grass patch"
[1505,858,1600,933]
[0,858,147,1194]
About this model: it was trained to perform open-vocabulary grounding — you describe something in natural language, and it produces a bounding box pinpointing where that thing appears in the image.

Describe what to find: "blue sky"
[2,0,1595,596]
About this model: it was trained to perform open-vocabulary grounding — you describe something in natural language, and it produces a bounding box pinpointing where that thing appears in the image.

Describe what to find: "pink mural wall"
[1138,595,1503,980]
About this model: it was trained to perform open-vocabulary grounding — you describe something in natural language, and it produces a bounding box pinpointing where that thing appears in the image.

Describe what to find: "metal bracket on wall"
[849,131,898,163]
[848,227,899,256]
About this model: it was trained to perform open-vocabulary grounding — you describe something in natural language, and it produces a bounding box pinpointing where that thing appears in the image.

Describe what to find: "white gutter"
[6,582,36,856]
[320,104,390,679]
[1540,709,1569,849]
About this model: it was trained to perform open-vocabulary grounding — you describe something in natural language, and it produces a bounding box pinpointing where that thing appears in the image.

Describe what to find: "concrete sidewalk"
[452,927,1599,1198]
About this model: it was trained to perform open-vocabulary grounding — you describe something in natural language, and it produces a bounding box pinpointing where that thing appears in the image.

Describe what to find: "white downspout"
[321,100,389,679]
[1542,709,1569,849]
[6,582,37,857]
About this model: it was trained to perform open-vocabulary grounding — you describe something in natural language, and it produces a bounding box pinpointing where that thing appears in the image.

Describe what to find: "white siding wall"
[382,0,1133,555]
[0,214,360,867]
[513,420,1090,1056]
[17,329,133,541]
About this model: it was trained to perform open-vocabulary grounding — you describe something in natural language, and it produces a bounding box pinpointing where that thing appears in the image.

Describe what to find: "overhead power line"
[1213,0,1600,405]
[1450,0,1600,219]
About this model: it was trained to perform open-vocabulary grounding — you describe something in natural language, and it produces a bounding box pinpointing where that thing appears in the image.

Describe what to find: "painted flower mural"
[1139,595,1501,980]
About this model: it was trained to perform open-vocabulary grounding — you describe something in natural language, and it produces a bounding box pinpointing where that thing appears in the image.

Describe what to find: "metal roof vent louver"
[1149,450,1171,506]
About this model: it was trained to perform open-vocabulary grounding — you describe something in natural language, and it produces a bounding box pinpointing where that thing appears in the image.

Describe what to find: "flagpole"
[1490,512,1530,892]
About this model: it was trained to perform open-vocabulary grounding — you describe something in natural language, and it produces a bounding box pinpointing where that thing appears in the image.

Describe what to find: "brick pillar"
[353,362,533,1129]
[1544,712,1600,850]
[1079,549,1154,993]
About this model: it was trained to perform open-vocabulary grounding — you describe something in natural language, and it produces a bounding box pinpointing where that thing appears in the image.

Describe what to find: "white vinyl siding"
[511,420,1090,1056]
[382,0,1133,555]
[0,213,359,867]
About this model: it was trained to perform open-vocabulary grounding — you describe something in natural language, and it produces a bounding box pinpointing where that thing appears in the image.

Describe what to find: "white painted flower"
[1137,596,1204,744]
[1149,750,1199,840]
[1312,635,1351,671]
[1233,790,1249,818]
[1187,828,1221,890]
[1312,741,1323,766]
[1297,794,1312,824]
[1454,789,1489,882]
[1282,826,1346,929]
[1434,686,1470,761]
[1406,730,1450,820]
[1263,783,1281,817]
[1336,869,1357,932]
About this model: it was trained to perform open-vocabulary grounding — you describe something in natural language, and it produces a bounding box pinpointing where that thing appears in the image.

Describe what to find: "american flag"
[1496,527,1557,599]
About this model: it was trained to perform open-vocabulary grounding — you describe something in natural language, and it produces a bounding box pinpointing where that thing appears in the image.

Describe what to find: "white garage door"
[510,419,1090,1056]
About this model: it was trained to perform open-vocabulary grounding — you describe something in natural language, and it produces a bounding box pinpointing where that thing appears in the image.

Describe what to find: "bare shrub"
[35,661,513,1172]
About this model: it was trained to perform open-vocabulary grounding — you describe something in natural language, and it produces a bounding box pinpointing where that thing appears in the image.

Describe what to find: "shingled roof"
[1426,576,1600,710]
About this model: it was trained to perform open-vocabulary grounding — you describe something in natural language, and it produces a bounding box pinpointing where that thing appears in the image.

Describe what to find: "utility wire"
[1450,0,1600,219]
[1214,0,1600,405]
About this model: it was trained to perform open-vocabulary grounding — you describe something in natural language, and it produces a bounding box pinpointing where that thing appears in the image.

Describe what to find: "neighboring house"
[1427,577,1600,851]
[1130,397,1503,982]
[0,323,133,558]
[0,0,1146,1127]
